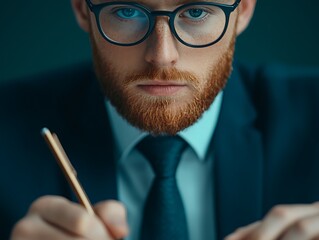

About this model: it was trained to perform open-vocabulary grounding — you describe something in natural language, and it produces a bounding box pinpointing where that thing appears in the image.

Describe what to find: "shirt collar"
[106,92,223,161]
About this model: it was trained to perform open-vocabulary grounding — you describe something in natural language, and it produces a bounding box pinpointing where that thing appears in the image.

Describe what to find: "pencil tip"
[41,127,49,135]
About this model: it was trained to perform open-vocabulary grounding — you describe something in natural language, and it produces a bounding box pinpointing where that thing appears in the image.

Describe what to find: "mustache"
[125,67,199,84]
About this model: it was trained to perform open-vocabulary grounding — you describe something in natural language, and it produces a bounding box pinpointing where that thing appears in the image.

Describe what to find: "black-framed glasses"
[86,0,241,48]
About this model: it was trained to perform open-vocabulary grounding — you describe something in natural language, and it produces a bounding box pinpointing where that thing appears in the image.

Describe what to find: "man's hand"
[11,196,129,240]
[226,202,319,240]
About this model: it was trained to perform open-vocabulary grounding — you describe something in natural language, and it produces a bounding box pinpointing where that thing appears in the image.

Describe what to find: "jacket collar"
[59,65,118,204]
[212,65,264,239]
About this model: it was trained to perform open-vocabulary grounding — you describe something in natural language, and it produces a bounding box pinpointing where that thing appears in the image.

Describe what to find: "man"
[1,0,319,239]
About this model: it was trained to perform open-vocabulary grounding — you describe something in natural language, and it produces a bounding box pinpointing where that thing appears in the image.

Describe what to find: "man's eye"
[115,8,143,19]
[182,8,208,20]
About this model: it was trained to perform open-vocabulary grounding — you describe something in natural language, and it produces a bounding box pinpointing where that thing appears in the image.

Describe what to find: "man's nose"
[144,17,179,68]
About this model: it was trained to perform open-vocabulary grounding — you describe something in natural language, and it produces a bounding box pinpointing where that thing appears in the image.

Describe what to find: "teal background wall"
[0,1,318,82]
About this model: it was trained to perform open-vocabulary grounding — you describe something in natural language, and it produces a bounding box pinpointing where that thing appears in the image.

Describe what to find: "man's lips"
[137,81,187,96]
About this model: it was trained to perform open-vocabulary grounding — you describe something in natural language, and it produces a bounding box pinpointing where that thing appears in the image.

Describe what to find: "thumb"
[94,200,129,240]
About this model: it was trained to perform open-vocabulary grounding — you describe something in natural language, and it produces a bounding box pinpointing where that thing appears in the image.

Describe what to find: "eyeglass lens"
[98,4,227,46]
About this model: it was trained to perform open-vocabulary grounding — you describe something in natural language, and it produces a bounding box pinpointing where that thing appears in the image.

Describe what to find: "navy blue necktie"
[137,135,189,240]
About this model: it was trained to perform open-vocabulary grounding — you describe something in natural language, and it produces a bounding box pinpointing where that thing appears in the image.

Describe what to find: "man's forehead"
[91,0,236,6]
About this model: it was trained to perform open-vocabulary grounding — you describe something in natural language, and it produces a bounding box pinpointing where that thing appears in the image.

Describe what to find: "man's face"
[88,1,238,135]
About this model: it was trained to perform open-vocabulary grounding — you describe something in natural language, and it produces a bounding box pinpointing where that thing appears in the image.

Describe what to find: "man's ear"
[236,0,257,35]
[71,0,90,32]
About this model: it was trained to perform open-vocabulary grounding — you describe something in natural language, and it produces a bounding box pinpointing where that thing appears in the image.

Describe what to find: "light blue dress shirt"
[106,92,223,240]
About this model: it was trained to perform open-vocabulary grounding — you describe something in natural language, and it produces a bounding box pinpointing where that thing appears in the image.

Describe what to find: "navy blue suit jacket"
[0,62,318,239]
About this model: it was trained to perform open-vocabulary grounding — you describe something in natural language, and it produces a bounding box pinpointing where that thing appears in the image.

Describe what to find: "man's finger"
[94,200,129,240]
[225,221,260,240]
[28,195,110,239]
[280,213,319,240]
[226,203,319,240]
[12,215,78,240]
[250,204,319,239]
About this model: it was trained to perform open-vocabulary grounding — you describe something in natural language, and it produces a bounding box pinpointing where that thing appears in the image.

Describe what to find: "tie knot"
[137,135,187,178]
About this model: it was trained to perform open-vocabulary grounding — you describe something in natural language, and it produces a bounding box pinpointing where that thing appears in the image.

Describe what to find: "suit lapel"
[212,66,264,239]
[57,67,118,204]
